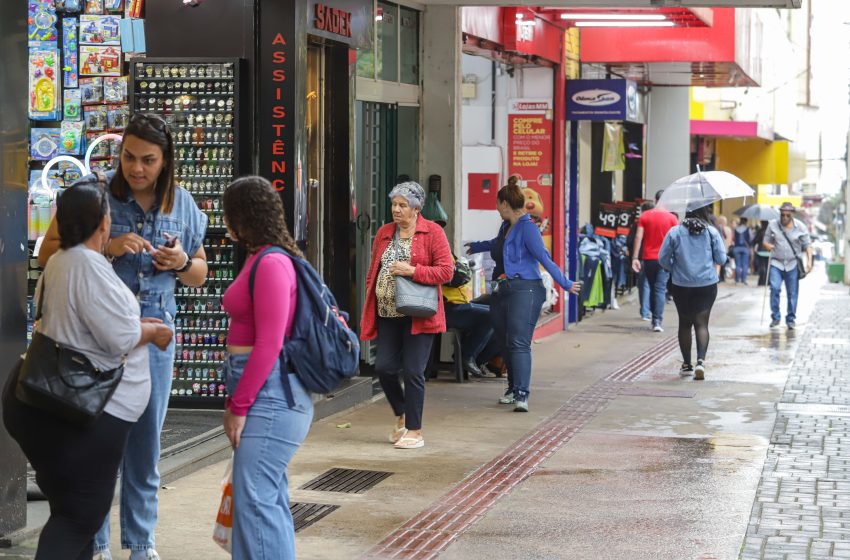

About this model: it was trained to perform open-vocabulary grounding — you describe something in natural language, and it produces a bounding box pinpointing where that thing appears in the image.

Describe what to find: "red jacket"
[360,218,454,340]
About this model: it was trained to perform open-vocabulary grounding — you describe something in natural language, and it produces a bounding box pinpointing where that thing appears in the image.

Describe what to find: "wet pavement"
[2,267,845,560]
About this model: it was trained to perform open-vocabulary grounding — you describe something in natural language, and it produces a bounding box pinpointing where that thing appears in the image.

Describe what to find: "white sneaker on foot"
[129,550,160,560]
[93,552,113,560]
[652,324,664,333]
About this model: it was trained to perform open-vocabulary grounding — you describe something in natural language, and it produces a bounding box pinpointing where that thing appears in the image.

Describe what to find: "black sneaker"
[679,363,694,376]
[769,320,780,329]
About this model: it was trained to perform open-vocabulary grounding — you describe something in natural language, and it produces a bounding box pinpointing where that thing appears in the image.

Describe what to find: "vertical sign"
[260,0,297,224]
[508,98,553,250]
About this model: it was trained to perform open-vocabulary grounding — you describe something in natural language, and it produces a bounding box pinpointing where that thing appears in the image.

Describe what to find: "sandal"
[389,426,408,444]
[394,435,424,449]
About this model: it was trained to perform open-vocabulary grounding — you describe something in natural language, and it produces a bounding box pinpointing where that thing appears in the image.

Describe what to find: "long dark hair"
[498,176,525,211]
[222,176,303,257]
[685,205,713,224]
[111,113,176,213]
[58,178,109,249]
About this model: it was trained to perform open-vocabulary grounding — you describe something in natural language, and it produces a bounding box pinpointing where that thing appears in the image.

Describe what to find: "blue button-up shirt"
[101,171,208,318]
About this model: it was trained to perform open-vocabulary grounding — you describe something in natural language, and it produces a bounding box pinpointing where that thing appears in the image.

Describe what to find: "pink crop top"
[222,246,297,416]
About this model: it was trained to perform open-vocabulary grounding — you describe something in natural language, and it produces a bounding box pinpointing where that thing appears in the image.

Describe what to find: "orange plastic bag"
[212,457,234,552]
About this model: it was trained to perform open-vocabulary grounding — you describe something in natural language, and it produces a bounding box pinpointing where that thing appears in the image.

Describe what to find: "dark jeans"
[445,303,494,363]
[643,259,669,326]
[755,255,769,286]
[2,378,132,560]
[732,246,750,283]
[491,278,546,401]
[374,317,435,430]
[769,265,799,324]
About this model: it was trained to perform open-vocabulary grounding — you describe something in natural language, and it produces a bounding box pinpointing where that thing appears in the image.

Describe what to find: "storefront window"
[377,2,398,82]
[399,7,419,85]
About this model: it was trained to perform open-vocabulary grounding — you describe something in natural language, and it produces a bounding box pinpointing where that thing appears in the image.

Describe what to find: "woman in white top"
[2,179,172,560]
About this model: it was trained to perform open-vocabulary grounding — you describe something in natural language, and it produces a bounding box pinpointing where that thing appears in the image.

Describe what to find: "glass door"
[306,45,325,276]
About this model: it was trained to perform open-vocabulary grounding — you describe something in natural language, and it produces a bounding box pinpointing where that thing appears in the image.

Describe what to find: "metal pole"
[761,254,772,324]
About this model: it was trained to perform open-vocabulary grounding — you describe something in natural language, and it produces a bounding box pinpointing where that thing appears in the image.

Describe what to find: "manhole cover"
[301,468,392,493]
[291,502,339,532]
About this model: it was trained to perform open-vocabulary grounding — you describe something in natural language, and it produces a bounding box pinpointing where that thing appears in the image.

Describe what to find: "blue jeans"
[643,260,669,326]
[445,303,494,363]
[225,353,314,560]
[769,265,799,324]
[491,278,546,401]
[733,246,750,283]
[95,304,175,553]
[638,267,650,319]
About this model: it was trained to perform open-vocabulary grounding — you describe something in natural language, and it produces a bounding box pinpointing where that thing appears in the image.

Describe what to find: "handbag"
[446,255,472,288]
[14,277,125,427]
[779,226,808,280]
[392,230,439,318]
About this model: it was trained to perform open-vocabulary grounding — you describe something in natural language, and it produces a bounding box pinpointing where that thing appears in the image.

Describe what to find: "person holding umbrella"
[736,204,780,287]
[762,202,812,330]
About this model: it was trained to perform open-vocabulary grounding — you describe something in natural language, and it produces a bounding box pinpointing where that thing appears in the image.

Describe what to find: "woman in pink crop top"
[220,176,313,560]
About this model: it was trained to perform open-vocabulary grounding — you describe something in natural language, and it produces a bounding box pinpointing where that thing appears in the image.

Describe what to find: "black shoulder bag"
[779,225,808,280]
[13,278,125,427]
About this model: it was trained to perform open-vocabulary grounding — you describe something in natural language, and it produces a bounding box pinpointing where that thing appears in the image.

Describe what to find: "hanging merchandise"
[103,76,128,103]
[107,104,129,130]
[79,14,121,44]
[79,76,103,104]
[85,0,104,14]
[60,121,85,155]
[126,0,143,18]
[84,104,108,131]
[62,18,79,87]
[601,122,625,172]
[28,46,62,121]
[104,0,123,12]
[30,128,61,161]
[80,45,121,76]
[56,0,82,13]
[28,2,59,43]
[63,88,82,120]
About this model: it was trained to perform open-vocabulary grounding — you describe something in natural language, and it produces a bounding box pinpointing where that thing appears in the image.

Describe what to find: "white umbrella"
[657,170,754,214]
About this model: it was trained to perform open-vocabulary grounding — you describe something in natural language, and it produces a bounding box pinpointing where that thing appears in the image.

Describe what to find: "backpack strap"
[247,246,295,408]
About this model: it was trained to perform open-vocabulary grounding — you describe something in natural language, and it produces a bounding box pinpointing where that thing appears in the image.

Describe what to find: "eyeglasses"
[129,113,170,134]
[780,212,792,218]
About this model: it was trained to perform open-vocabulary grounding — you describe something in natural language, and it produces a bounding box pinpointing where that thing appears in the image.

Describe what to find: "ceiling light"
[574,21,676,28]
[561,13,666,21]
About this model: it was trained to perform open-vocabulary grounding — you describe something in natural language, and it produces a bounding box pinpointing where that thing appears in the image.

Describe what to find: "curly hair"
[222,176,303,257]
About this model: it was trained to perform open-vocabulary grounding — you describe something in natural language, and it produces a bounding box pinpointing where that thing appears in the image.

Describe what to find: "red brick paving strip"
[362,336,679,559]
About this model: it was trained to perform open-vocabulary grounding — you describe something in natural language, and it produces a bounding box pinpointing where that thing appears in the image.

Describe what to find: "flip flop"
[389,426,408,444]
[394,435,424,449]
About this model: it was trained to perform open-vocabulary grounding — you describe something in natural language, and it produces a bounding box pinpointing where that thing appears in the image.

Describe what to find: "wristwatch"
[176,253,193,273]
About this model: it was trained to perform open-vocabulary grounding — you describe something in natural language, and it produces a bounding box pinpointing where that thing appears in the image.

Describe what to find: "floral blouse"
[376,236,412,318]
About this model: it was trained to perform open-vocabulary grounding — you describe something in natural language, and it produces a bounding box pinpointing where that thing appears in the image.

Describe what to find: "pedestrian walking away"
[38,113,209,560]
[218,176,314,559]
[732,217,753,284]
[762,202,812,330]
[752,220,771,286]
[360,181,454,450]
[632,190,678,332]
[470,177,580,412]
[3,181,173,560]
[658,205,727,381]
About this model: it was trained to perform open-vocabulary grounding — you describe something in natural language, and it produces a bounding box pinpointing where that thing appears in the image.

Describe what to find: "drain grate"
[291,502,339,532]
[301,467,392,494]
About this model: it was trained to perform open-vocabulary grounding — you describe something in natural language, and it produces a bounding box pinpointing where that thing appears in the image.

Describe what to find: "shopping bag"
[212,456,234,552]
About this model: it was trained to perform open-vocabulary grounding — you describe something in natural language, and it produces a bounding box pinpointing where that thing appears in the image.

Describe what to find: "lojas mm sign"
[566,79,633,122]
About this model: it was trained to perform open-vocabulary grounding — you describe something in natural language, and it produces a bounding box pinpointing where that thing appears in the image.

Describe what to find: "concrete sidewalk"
[2,271,833,559]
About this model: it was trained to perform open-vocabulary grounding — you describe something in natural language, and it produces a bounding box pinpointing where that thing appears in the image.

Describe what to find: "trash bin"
[827,262,845,283]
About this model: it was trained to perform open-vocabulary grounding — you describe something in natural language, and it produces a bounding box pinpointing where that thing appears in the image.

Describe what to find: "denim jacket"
[103,171,208,320]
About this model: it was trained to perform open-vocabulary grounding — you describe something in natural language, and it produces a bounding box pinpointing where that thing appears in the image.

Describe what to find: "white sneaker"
[93,552,113,560]
[652,324,664,333]
[129,550,160,560]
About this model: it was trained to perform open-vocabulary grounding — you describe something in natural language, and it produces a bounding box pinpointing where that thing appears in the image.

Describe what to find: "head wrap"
[388,181,426,210]
[682,217,707,236]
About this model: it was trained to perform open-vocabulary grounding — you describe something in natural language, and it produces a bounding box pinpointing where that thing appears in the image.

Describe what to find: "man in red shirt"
[631,190,678,332]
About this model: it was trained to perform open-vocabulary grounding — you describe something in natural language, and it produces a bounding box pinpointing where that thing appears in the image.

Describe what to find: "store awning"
[691,120,760,139]
[716,139,806,186]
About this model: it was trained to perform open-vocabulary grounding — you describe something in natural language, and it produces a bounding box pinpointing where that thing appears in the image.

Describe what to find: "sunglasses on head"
[129,113,170,133]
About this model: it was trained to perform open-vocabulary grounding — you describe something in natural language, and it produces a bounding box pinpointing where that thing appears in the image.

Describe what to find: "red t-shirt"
[638,209,678,260]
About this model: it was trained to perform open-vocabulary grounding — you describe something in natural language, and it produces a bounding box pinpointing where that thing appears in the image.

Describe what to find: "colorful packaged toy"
[79,76,103,104]
[80,15,121,44]
[62,18,79,88]
[85,0,104,14]
[105,0,123,11]
[84,104,108,130]
[28,2,58,43]
[31,128,61,161]
[64,88,82,120]
[56,0,82,12]
[86,131,109,158]
[80,45,122,76]
[107,104,129,130]
[28,46,61,120]
[103,76,128,102]
[56,161,84,185]
[60,121,86,155]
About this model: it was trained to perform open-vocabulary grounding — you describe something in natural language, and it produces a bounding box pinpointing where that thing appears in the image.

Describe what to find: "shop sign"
[308,0,373,49]
[594,202,637,239]
[507,98,553,249]
[566,79,631,122]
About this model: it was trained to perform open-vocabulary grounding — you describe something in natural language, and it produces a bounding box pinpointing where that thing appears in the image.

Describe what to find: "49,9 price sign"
[594,202,637,238]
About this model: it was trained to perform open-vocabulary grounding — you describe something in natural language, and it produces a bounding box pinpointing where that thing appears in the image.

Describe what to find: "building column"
[421,6,461,247]
[646,87,691,199]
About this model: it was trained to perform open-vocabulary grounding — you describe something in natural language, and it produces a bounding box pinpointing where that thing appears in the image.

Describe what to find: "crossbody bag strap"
[779,225,800,259]
[34,275,46,322]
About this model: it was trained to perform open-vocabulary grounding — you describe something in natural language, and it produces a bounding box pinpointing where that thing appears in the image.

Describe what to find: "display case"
[130,57,243,406]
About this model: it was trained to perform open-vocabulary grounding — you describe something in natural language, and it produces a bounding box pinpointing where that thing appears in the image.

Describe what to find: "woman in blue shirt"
[39,114,208,560]
[658,205,727,381]
[468,178,580,412]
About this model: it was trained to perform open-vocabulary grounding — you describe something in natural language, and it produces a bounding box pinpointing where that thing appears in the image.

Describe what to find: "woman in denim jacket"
[39,113,208,560]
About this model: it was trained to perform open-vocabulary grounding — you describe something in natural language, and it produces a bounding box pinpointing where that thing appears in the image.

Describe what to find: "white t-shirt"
[37,245,150,422]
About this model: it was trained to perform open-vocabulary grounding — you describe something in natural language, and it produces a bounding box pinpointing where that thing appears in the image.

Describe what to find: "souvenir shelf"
[130,58,242,406]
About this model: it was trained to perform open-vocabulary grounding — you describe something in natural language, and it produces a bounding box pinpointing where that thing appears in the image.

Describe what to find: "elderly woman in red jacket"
[361,181,454,449]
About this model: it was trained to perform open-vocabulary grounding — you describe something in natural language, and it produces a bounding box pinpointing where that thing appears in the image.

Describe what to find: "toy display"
[85,131,109,158]
[107,104,129,129]
[80,15,121,44]
[80,45,121,76]
[85,0,104,14]
[30,128,61,161]
[63,88,82,120]
[104,76,128,102]
[28,47,61,121]
[126,0,143,18]
[105,0,124,13]
[79,76,103,104]
[84,104,108,130]
[59,121,85,155]
[56,0,82,13]
[62,18,78,87]
[28,2,59,43]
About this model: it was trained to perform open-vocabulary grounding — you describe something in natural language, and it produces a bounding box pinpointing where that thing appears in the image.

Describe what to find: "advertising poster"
[507,98,553,249]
